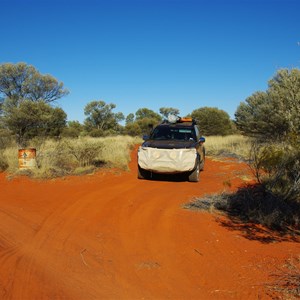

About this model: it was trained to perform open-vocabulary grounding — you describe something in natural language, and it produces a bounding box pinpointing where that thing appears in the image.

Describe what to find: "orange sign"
[18,148,37,169]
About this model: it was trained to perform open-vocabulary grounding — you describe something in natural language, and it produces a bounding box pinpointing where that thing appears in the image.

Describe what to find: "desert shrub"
[185,139,300,233]
[235,68,300,142]
[0,135,140,178]
[0,129,14,149]
[191,107,234,136]
[249,141,300,203]
[32,138,107,177]
[0,150,8,171]
[61,121,84,138]
[1,142,18,173]
[267,256,300,298]
[185,184,300,232]
[205,135,251,159]
[124,122,142,136]
[221,184,300,231]
[61,138,103,167]
[88,128,105,137]
[99,135,141,169]
[61,127,81,138]
[0,129,13,171]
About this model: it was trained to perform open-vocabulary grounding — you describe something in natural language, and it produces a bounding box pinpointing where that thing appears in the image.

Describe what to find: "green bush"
[249,142,300,203]
[191,107,234,136]
[235,68,300,142]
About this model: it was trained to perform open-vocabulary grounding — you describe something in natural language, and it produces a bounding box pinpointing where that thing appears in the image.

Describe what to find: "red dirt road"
[0,148,299,299]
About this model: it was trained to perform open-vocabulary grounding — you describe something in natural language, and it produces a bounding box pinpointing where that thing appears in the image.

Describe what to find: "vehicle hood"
[142,139,196,149]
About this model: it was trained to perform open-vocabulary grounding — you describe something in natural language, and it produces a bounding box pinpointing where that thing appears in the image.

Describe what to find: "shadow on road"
[216,217,300,244]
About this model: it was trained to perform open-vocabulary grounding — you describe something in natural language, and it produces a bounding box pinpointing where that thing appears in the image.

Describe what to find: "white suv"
[138,117,205,182]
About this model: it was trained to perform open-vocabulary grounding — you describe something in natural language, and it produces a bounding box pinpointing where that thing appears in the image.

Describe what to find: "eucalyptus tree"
[0,62,69,146]
[84,100,124,135]
[135,108,162,121]
[0,62,69,106]
[2,100,67,146]
[125,113,135,125]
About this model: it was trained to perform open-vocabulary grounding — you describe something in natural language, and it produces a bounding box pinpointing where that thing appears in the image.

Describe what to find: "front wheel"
[199,158,205,171]
[138,165,149,179]
[188,160,200,182]
[199,146,205,171]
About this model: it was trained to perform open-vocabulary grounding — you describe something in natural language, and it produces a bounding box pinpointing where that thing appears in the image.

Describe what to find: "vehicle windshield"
[151,127,196,141]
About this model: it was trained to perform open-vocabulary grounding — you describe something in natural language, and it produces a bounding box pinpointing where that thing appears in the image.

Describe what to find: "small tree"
[2,100,67,146]
[124,122,142,136]
[125,113,135,125]
[191,107,233,136]
[84,100,124,135]
[0,63,69,145]
[123,108,162,137]
[135,108,162,122]
[136,117,161,136]
[62,121,84,138]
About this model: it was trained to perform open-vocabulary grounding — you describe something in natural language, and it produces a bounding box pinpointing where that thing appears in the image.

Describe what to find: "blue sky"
[1,0,299,123]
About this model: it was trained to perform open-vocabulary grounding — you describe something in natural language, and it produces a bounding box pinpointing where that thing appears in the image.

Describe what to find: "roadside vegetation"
[267,256,300,299]
[185,68,300,236]
[0,135,140,178]
[185,69,300,298]
[205,134,251,159]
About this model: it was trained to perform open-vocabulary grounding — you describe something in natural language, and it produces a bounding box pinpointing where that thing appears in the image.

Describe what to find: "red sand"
[0,148,299,299]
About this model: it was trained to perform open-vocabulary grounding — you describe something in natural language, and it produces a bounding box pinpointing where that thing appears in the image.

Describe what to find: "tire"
[199,146,205,171]
[138,165,149,179]
[188,160,200,182]
[199,158,205,171]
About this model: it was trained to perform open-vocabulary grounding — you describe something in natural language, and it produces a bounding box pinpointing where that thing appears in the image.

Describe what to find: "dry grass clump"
[1,143,18,172]
[98,136,140,168]
[0,150,9,171]
[267,256,300,299]
[184,183,300,234]
[1,135,141,178]
[192,136,300,233]
[205,135,251,159]
[0,130,15,171]
[184,193,226,213]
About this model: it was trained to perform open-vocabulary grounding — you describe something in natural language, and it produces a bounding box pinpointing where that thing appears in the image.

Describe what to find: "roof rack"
[162,115,197,125]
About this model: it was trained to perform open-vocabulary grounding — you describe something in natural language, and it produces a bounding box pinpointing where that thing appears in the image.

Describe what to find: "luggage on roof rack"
[178,117,193,123]
[164,115,196,124]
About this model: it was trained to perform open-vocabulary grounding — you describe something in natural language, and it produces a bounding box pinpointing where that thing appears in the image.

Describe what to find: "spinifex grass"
[1,135,142,178]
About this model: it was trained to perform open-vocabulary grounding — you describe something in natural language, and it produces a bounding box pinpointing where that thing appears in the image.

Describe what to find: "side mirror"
[199,136,205,143]
[143,135,150,140]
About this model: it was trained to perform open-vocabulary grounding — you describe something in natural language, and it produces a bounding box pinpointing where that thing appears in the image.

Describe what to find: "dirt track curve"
[0,147,299,300]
